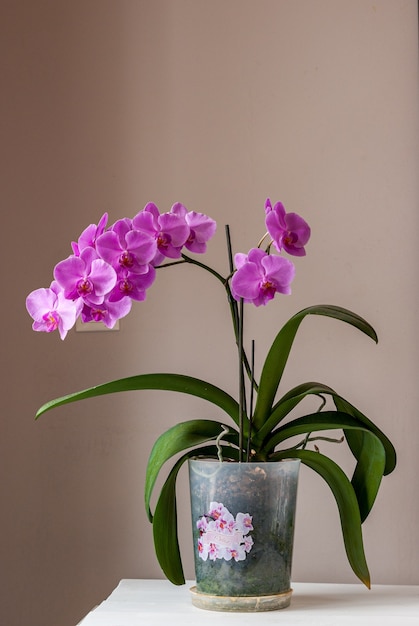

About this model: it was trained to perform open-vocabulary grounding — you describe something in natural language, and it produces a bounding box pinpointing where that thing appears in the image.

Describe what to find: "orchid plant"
[27,199,396,590]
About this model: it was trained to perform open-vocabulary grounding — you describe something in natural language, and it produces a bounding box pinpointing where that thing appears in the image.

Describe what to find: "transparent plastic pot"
[188,458,300,611]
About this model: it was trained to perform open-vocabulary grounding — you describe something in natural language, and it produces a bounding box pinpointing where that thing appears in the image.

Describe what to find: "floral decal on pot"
[197,501,254,562]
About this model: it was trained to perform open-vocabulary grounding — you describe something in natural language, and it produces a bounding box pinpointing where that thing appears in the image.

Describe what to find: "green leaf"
[263,410,386,455]
[35,373,240,426]
[145,420,239,521]
[259,382,395,523]
[152,452,189,585]
[152,445,239,585]
[333,395,396,521]
[252,382,336,447]
[345,430,386,523]
[252,305,378,432]
[271,448,371,588]
[263,409,387,522]
[333,395,396,476]
[253,381,395,482]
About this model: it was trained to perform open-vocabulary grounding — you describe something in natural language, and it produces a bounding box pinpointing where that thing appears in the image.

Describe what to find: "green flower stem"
[247,339,255,462]
[224,225,242,357]
[238,298,245,461]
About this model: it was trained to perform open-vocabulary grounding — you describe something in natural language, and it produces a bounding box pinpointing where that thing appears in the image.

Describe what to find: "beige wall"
[1,1,418,624]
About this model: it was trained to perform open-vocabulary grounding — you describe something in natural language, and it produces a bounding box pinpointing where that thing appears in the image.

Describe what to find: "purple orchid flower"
[96,218,157,274]
[132,203,190,259]
[81,296,132,328]
[26,281,82,340]
[265,199,310,256]
[107,265,156,303]
[231,247,295,306]
[71,212,108,256]
[54,246,117,305]
[170,204,217,254]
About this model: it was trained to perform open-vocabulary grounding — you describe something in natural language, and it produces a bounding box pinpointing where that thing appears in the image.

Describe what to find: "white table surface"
[79,578,419,625]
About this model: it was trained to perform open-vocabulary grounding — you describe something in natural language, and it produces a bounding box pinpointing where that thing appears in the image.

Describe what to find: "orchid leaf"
[264,409,387,522]
[152,452,189,585]
[262,389,393,523]
[152,445,240,585]
[252,305,378,431]
[332,395,395,521]
[35,373,240,426]
[263,410,386,454]
[252,382,336,446]
[254,382,395,475]
[271,448,370,588]
[333,395,396,475]
[345,430,386,523]
[145,419,239,521]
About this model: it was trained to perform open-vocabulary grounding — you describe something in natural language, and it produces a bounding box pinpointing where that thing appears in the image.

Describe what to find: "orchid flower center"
[77,278,93,296]
[284,231,297,245]
[186,229,196,244]
[261,280,275,293]
[90,308,106,322]
[119,251,134,269]
[119,278,133,294]
[43,311,59,332]
[156,232,170,249]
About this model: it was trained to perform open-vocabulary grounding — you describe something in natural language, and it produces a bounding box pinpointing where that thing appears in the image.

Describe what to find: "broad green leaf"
[253,382,395,477]
[333,395,395,522]
[152,452,189,585]
[345,430,386,523]
[35,373,240,426]
[263,387,394,524]
[252,382,336,447]
[271,448,370,588]
[252,305,378,431]
[333,395,396,475]
[145,419,239,521]
[263,410,386,455]
[263,409,387,522]
[152,445,239,585]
